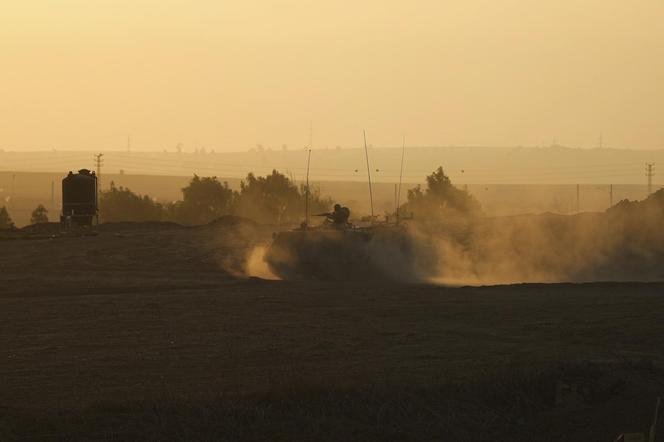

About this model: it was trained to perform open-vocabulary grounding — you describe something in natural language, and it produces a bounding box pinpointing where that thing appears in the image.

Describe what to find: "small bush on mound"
[30,204,49,224]
[0,206,14,230]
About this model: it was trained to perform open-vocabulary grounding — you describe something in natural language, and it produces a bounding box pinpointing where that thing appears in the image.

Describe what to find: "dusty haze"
[1,1,663,151]
[2,4,664,440]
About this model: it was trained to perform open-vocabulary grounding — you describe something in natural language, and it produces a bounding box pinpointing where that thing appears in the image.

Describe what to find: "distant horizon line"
[2,144,664,154]
[1,168,660,187]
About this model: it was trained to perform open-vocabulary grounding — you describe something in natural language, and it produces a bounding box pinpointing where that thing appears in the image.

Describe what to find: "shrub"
[0,206,14,230]
[30,204,49,224]
[100,182,164,222]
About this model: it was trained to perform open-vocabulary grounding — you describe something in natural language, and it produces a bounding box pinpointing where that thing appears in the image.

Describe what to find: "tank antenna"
[304,147,312,228]
[396,135,405,224]
[363,130,374,221]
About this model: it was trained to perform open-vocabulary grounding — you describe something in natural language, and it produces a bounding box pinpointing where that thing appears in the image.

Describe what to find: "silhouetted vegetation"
[168,175,233,225]
[608,188,664,217]
[234,170,331,224]
[100,182,164,223]
[30,204,49,224]
[401,166,481,219]
[0,206,14,229]
[95,171,332,225]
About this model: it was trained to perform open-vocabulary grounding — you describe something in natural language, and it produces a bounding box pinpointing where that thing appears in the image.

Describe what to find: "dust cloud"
[208,216,281,280]
[418,190,664,285]
[254,190,664,285]
[244,246,280,280]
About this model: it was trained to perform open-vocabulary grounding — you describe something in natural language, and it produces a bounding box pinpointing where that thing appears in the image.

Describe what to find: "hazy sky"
[1,0,663,152]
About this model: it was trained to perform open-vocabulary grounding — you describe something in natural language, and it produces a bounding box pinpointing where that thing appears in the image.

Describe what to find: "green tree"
[0,206,14,229]
[172,175,234,224]
[100,182,164,222]
[401,166,480,219]
[30,204,49,224]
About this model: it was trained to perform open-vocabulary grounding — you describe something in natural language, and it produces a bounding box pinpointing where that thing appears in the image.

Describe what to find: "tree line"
[0,166,479,228]
[0,204,49,229]
[100,170,333,225]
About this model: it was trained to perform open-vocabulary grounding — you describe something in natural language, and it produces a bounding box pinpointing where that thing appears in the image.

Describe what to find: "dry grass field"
[1,222,663,441]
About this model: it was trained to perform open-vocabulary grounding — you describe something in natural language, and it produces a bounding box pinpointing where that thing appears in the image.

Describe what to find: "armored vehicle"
[265,132,428,280]
[264,220,434,281]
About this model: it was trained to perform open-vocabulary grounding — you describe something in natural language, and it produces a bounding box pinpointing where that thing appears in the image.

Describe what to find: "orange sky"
[1,0,663,151]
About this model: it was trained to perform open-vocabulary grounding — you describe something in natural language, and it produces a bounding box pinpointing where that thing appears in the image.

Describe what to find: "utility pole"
[304,148,311,228]
[51,180,55,213]
[94,153,104,189]
[94,153,104,224]
[396,135,406,224]
[646,163,655,197]
[303,121,313,228]
[363,130,374,221]
[609,184,613,208]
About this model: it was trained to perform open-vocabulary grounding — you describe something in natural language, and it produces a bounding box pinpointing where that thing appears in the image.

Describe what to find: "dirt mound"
[97,221,186,232]
[20,222,63,235]
[608,188,664,216]
[206,215,259,228]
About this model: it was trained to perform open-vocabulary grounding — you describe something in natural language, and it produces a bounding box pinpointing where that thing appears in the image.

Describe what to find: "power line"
[104,152,646,180]
[0,150,657,185]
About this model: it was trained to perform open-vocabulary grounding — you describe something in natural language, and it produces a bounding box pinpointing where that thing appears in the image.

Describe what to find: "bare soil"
[1,223,663,441]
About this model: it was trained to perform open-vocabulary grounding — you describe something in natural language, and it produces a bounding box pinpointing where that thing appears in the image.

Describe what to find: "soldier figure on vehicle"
[320,203,350,227]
